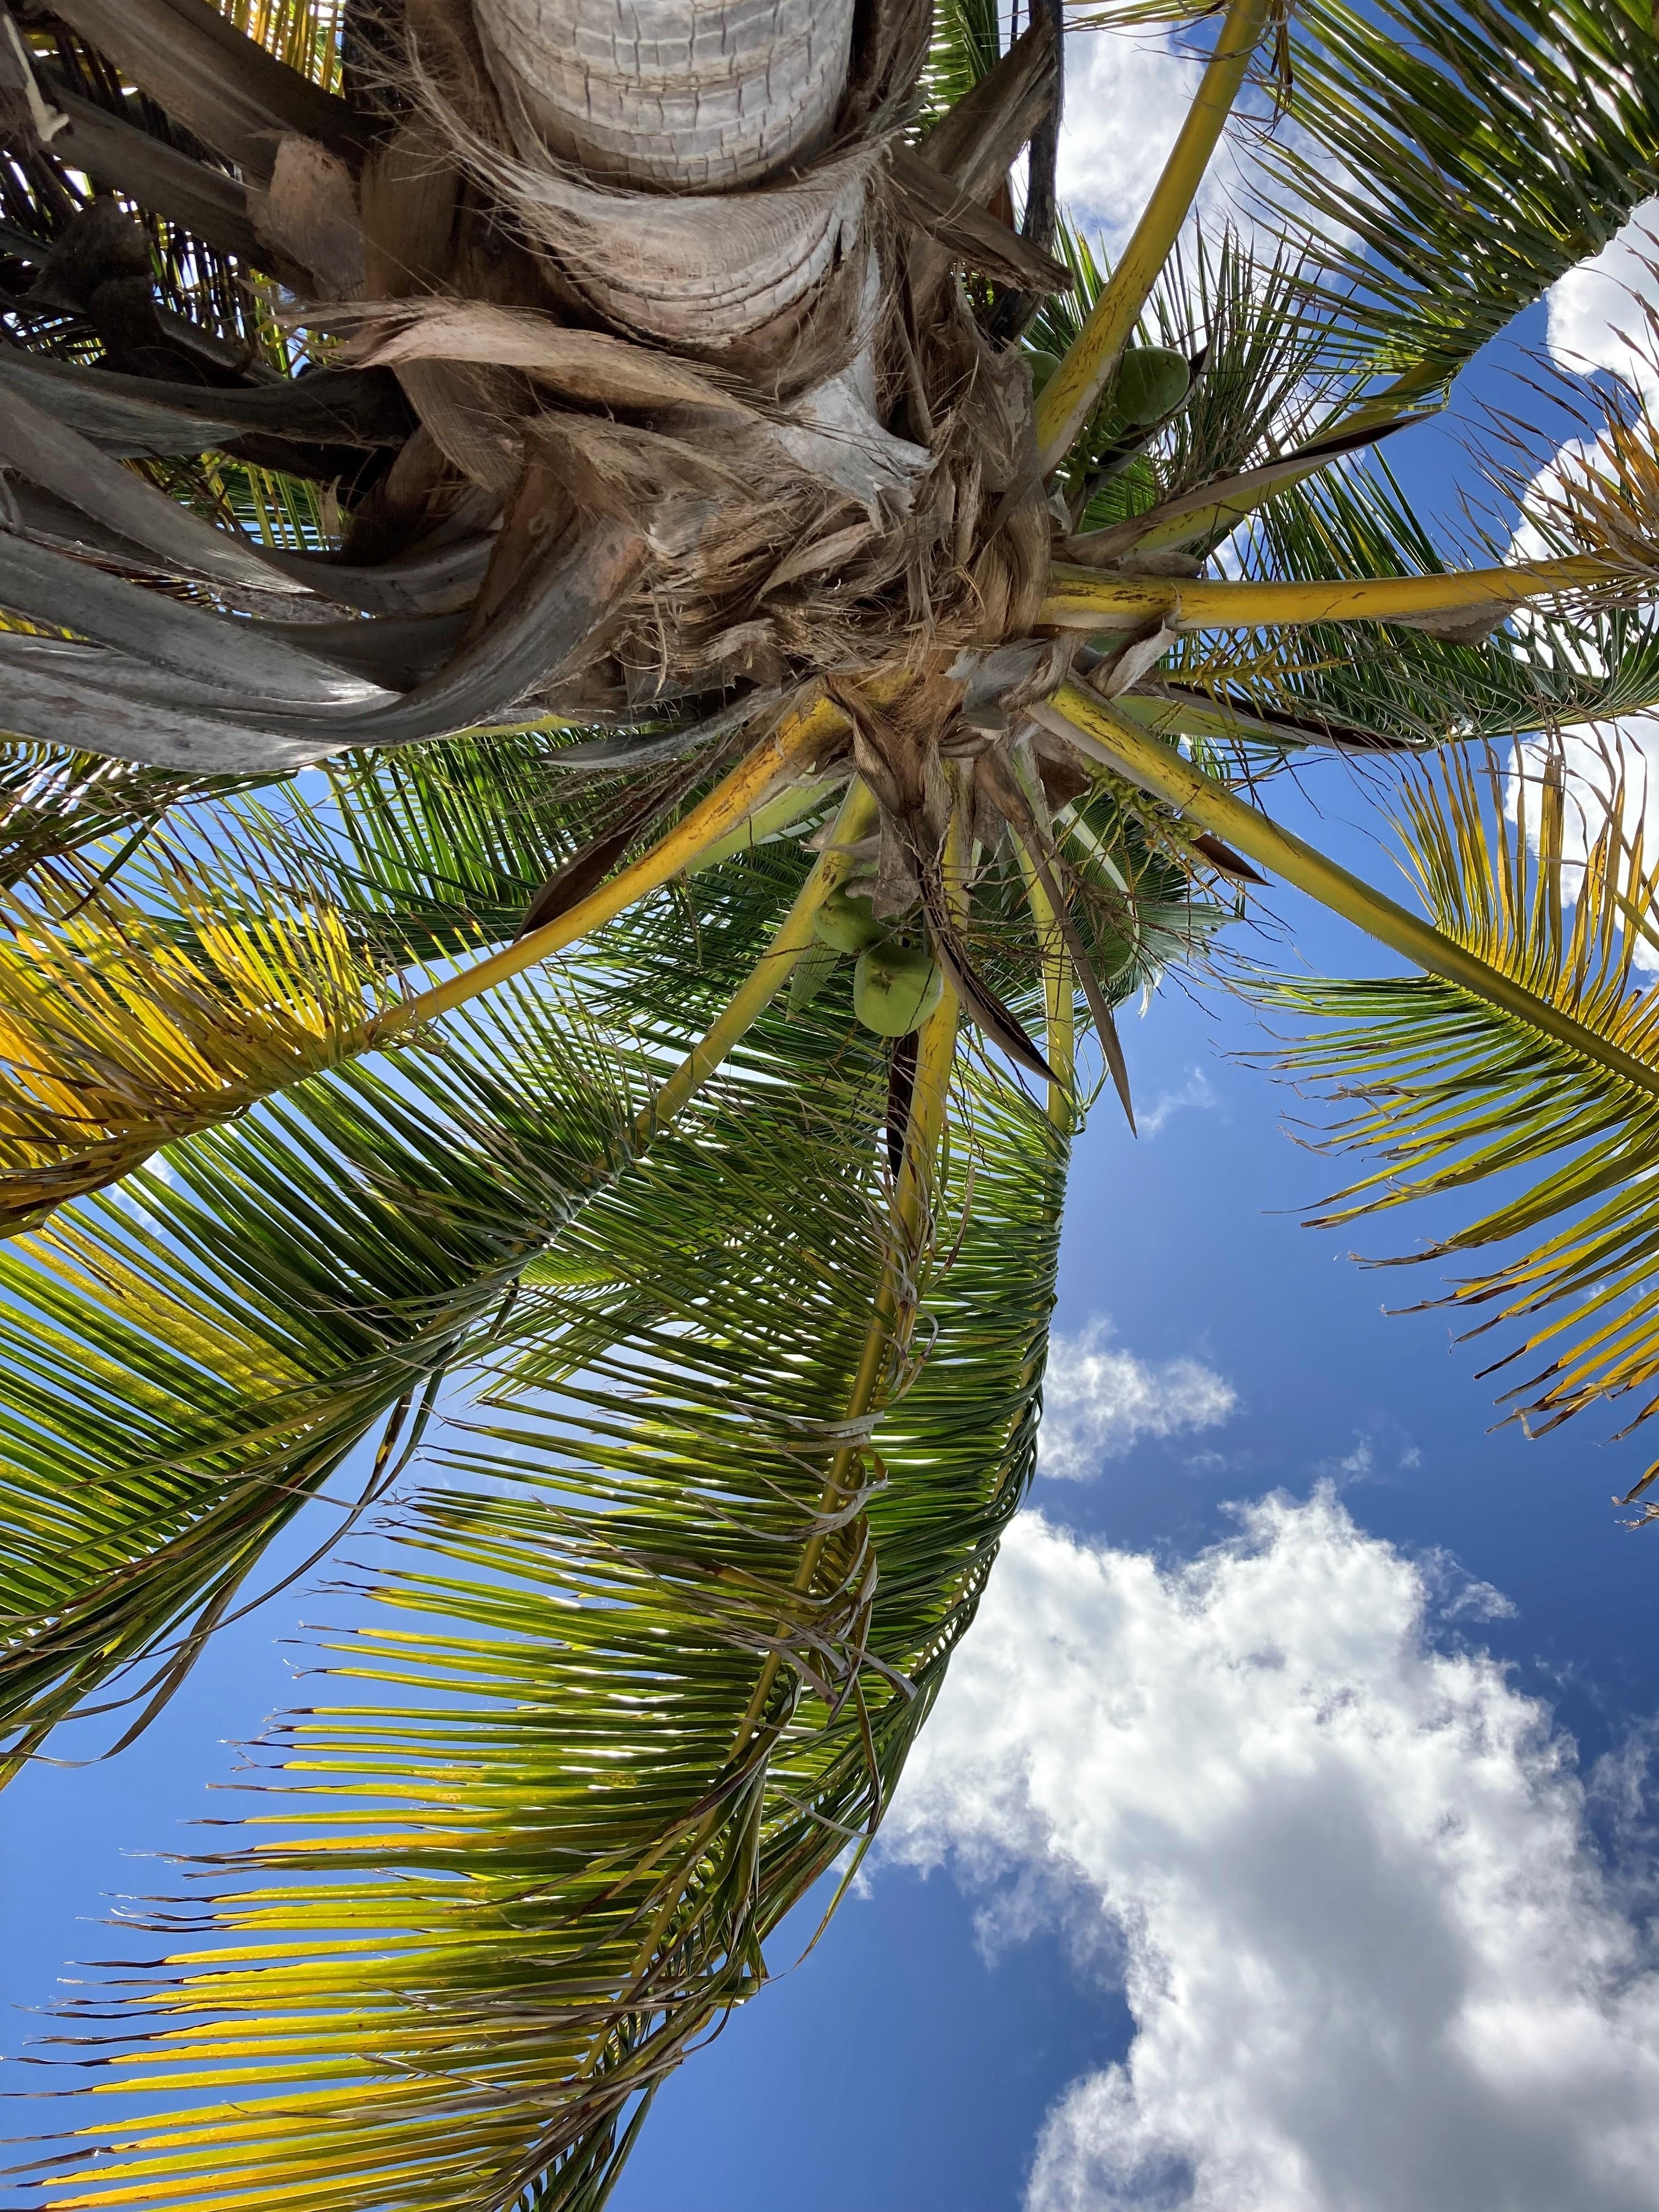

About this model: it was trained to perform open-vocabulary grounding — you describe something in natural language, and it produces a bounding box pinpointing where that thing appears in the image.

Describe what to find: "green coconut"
[1025,347,1062,396]
[853,939,944,1037]
[1114,345,1192,428]
[814,885,887,954]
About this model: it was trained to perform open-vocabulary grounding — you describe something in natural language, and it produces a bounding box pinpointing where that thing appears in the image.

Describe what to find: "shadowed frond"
[21,1018,1068,2211]
[0,965,640,1775]
[258,730,624,965]
[0,708,830,1236]
[1265,0,1659,392]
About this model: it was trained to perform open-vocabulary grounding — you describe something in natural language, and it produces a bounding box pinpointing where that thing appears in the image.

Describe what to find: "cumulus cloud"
[1058,24,1351,263]
[1547,199,1659,400]
[1039,1320,1237,1479]
[1441,1576,1519,1626]
[1513,724,1659,972]
[1503,698,1659,974]
[1060,27,1224,257]
[1497,432,1659,973]
[883,1491,1659,2212]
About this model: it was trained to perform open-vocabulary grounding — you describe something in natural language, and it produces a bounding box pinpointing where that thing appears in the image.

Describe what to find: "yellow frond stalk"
[1008,826,1076,1130]
[1034,0,1274,475]
[639,777,881,1141]
[387,695,844,1035]
[1039,681,1659,1098]
[1039,555,1616,633]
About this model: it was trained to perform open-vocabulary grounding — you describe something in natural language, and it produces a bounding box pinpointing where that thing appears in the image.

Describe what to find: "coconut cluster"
[814,885,944,1037]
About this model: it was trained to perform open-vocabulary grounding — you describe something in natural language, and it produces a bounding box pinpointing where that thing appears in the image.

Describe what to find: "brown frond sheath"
[0,0,1065,784]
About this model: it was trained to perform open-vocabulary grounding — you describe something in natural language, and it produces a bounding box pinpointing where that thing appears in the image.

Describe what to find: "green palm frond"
[0,745,272,889]
[923,0,1005,112]
[0,792,979,1773]
[0,963,640,1774]
[1027,209,1107,359]
[0,751,557,1235]
[258,732,606,966]
[1036,225,1362,538]
[1030,222,1358,532]
[24,1024,1067,2211]
[1143,235,1352,503]
[1252,742,1659,1489]
[1265,0,1659,392]
[177,453,342,548]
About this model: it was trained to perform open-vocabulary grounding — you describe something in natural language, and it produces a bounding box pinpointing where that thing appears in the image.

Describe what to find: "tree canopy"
[5,0,1659,2204]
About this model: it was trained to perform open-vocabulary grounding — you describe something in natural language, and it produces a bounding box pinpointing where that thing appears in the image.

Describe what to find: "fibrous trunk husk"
[0,0,1064,807]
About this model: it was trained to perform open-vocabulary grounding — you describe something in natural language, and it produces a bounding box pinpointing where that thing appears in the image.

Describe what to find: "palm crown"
[5,0,1659,2203]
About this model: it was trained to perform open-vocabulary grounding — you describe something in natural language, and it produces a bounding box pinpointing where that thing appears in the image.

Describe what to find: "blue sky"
[10,15,1659,2211]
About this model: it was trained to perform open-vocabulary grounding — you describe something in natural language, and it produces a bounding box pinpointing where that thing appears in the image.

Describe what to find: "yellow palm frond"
[1254,742,1659,1491]
[0,831,383,1234]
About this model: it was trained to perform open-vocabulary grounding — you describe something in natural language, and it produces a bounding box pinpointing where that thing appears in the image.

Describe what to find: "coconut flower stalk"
[14,0,1659,2205]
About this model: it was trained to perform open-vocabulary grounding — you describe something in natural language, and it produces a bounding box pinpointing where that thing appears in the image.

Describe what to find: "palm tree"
[9,0,1659,2202]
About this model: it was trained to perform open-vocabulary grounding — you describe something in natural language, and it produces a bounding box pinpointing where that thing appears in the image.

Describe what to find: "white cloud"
[883,1490,1659,2212]
[1547,200,1659,402]
[1139,1066,1217,1139]
[1318,1432,1426,1490]
[1508,719,1659,973]
[1058,24,1351,265]
[1040,1319,1237,1479]
[1060,27,1221,258]
[1443,1577,1519,1626]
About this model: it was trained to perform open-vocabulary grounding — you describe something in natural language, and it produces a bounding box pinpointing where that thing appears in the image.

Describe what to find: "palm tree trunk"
[0,0,1073,776]
[472,0,857,187]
